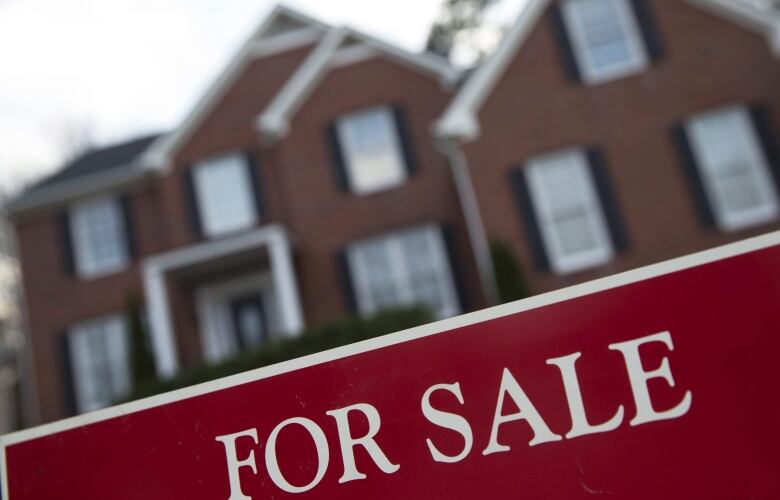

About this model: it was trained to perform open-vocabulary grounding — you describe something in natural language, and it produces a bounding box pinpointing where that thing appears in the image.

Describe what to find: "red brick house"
[6,1,780,425]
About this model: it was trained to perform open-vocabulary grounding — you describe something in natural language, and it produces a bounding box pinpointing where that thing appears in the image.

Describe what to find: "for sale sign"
[3,232,780,499]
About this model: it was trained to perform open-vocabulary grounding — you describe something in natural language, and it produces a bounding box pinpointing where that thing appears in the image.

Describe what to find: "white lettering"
[609,331,692,426]
[326,403,400,483]
[215,428,259,500]
[483,368,562,455]
[421,382,473,463]
[547,352,624,438]
[264,417,329,494]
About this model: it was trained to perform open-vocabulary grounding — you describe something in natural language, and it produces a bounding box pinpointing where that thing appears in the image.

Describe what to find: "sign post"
[3,232,780,499]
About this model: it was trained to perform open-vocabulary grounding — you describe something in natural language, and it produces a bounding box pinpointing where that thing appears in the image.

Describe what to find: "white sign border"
[2,229,780,497]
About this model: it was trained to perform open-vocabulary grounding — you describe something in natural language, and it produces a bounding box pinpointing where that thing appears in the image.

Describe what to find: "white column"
[142,263,179,378]
[268,229,304,337]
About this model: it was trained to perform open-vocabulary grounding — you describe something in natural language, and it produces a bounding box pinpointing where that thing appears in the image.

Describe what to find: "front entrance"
[196,273,279,363]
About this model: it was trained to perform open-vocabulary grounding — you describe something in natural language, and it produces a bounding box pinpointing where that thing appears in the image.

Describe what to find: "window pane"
[348,225,458,319]
[526,150,613,274]
[71,197,128,277]
[69,316,130,413]
[564,0,647,82]
[337,106,407,194]
[194,153,257,237]
[687,107,780,231]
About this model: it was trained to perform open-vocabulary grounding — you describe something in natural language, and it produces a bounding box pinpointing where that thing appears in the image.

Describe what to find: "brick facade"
[10,1,780,424]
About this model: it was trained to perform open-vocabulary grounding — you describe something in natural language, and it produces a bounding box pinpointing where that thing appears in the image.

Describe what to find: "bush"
[125,306,433,401]
[490,239,531,303]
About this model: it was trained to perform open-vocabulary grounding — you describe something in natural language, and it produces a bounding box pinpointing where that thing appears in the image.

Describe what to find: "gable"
[437,0,780,142]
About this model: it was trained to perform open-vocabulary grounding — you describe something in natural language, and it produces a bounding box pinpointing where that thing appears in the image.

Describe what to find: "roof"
[34,134,161,190]
[436,0,780,142]
[6,134,163,215]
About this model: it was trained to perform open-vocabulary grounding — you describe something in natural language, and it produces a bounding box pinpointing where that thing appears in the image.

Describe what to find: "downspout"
[438,137,499,307]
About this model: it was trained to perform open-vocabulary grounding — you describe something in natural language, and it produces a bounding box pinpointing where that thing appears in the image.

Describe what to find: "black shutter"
[58,333,77,416]
[325,122,351,192]
[57,210,76,277]
[630,0,664,61]
[392,105,418,176]
[670,124,716,228]
[509,168,551,271]
[335,250,358,313]
[548,4,582,83]
[245,151,265,220]
[183,168,203,237]
[749,104,780,192]
[586,148,630,252]
[441,224,470,313]
[119,195,137,259]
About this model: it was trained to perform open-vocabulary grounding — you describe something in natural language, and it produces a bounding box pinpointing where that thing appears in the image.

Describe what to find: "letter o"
[265,417,329,494]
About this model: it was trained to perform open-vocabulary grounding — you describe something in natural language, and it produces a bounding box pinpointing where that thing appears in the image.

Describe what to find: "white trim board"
[257,25,459,140]
[436,0,780,142]
[2,229,779,450]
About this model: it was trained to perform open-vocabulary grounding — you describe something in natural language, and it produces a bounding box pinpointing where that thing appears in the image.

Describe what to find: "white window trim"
[192,152,259,238]
[561,0,650,85]
[68,315,130,414]
[69,195,129,279]
[335,105,408,196]
[525,148,615,274]
[685,105,780,232]
[347,224,460,319]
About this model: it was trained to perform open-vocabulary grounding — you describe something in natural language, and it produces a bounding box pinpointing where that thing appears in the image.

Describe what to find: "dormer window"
[561,0,649,84]
[192,152,260,238]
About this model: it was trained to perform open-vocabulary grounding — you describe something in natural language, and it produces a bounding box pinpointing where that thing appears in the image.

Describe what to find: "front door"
[229,293,266,350]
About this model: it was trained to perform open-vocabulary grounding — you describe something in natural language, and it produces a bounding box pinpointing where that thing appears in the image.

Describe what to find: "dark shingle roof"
[32,133,163,191]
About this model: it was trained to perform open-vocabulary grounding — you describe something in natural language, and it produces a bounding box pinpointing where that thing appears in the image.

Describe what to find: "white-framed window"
[526,149,614,274]
[685,106,780,231]
[68,315,130,413]
[347,224,459,319]
[193,152,258,238]
[69,196,129,278]
[336,106,407,195]
[561,0,649,84]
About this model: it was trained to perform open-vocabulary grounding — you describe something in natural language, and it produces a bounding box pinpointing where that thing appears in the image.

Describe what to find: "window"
[347,225,459,319]
[525,149,614,274]
[336,106,407,195]
[562,0,648,84]
[70,196,129,278]
[193,153,258,237]
[686,106,779,231]
[68,316,130,413]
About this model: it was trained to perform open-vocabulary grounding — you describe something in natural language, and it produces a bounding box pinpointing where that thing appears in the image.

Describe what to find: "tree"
[426,0,500,61]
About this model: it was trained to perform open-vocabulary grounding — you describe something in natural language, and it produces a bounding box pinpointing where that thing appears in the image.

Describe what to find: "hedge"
[125,306,433,401]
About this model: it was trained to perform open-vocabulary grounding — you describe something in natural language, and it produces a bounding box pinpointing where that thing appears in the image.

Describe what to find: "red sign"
[3,232,780,499]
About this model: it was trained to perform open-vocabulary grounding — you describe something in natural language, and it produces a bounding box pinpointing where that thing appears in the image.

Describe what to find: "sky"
[0,0,527,195]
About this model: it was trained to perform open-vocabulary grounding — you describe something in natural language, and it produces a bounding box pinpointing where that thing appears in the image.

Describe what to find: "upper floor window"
[346,224,459,319]
[193,153,259,238]
[67,315,130,413]
[525,149,615,274]
[335,106,408,195]
[561,0,648,84]
[69,196,129,278]
[685,106,779,231]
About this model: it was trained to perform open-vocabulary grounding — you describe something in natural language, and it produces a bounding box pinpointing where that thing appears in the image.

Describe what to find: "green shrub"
[125,306,433,401]
[490,239,531,303]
